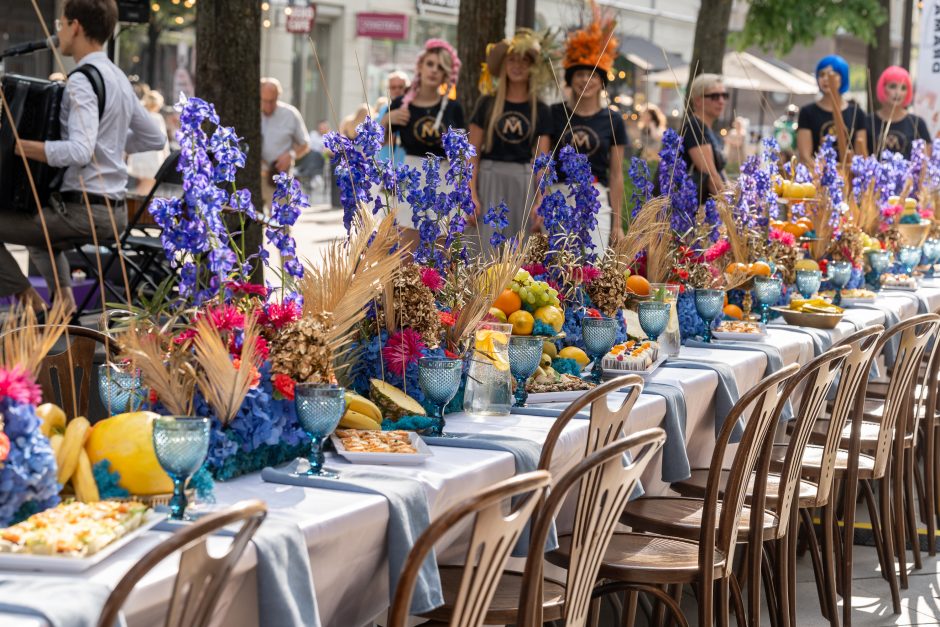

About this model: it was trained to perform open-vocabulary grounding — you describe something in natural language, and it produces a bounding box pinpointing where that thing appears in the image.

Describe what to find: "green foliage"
[733,0,887,55]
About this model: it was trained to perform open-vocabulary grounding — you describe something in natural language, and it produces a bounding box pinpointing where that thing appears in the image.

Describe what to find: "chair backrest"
[905,320,940,447]
[868,314,940,478]
[97,500,267,627]
[701,363,799,576]
[126,150,181,231]
[36,325,116,419]
[767,344,851,537]
[387,471,552,627]
[517,428,667,627]
[537,374,644,471]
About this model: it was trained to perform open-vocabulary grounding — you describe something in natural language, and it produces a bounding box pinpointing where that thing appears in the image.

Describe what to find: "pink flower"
[259,301,301,329]
[225,280,268,297]
[382,329,427,378]
[419,267,444,292]
[522,263,547,277]
[882,204,902,219]
[0,366,41,406]
[272,373,296,400]
[919,208,933,220]
[703,239,730,262]
[202,305,245,331]
[572,265,602,284]
[768,228,796,247]
[547,279,565,302]
[438,311,456,327]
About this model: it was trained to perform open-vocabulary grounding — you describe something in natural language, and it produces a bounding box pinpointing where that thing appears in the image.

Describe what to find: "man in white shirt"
[9,0,166,310]
[260,77,310,207]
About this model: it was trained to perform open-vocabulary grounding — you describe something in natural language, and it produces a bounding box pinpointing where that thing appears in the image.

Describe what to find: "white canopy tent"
[647,51,818,95]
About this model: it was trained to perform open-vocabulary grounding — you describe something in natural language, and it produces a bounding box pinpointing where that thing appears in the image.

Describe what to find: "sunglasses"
[704,92,730,101]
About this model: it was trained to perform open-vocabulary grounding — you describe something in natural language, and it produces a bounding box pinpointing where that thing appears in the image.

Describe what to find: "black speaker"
[117,0,150,23]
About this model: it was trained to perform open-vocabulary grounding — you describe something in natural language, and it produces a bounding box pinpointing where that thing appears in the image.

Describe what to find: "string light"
[174,15,184,24]
[261,2,269,10]
[284,6,292,15]
[151,2,160,11]
[618,70,626,79]
[263,18,272,27]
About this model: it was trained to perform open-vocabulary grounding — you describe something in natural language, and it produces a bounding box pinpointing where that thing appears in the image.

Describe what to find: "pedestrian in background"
[635,103,665,161]
[870,66,931,158]
[680,73,728,205]
[260,77,311,209]
[127,87,170,182]
[797,54,868,164]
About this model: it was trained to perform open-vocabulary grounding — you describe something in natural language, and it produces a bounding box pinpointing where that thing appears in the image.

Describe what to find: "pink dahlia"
[572,265,601,284]
[0,366,41,406]
[225,280,268,297]
[419,267,444,292]
[382,329,427,378]
[259,301,301,329]
[703,239,730,262]
[768,228,796,247]
[522,263,547,277]
[203,305,245,331]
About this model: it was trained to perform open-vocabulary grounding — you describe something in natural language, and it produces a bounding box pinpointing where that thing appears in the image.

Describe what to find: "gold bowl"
[770,306,843,330]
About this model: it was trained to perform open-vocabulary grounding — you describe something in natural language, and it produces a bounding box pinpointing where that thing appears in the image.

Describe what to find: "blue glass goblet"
[582,317,619,384]
[694,289,724,343]
[795,270,822,300]
[923,238,940,278]
[753,276,783,324]
[827,260,853,306]
[508,336,544,407]
[867,250,892,290]
[97,362,142,414]
[152,416,210,520]
[418,357,463,435]
[294,384,346,478]
[898,246,922,275]
[637,301,671,343]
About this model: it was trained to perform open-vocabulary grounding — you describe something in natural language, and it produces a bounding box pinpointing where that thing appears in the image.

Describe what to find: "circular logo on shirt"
[495,111,530,144]
[884,130,908,155]
[412,115,442,146]
[568,125,601,156]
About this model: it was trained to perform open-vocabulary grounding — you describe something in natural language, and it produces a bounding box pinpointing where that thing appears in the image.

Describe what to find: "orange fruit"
[796,217,814,231]
[723,304,744,320]
[769,220,785,230]
[783,222,806,237]
[748,261,772,277]
[725,262,749,275]
[625,275,651,296]
[492,289,521,316]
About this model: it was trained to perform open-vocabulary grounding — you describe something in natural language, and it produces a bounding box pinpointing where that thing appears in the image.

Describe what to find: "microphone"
[0,35,59,60]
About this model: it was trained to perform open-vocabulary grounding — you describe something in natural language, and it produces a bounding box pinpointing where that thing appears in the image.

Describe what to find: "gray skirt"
[471,159,535,256]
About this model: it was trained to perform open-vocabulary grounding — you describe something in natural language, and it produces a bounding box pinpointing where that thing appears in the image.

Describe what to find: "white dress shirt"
[44,51,167,199]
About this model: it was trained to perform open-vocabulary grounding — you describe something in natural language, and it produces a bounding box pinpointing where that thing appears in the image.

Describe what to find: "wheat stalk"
[118,326,196,416]
[191,313,261,425]
[0,299,72,376]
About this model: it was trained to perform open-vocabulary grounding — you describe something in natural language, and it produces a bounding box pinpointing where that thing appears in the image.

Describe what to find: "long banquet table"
[4,283,940,627]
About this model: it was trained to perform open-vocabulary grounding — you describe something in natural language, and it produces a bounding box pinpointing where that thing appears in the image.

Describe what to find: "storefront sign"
[286,4,316,34]
[915,0,940,135]
[416,0,459,16]
[356,13,408,40]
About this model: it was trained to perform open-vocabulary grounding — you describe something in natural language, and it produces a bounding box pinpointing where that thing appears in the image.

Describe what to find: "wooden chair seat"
[420,556,566,624]
[782,443,877,480]
[548,532,726,586]
[620,496,778,542]
[672,468,820,508]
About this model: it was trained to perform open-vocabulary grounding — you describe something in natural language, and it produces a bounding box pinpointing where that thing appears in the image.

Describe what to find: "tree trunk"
[195,0,263,282]
[456,0,507,119]
[901,0,913,68]
[687,0,734,94]
[867,0,892,112]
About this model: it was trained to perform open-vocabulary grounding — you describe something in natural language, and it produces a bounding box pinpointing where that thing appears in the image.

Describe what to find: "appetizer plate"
[601,356,667,381]
[330,431,433,465]
[526,389,593,404]
[770,306,843,329]
[712,322,767,341]
[882,284,919,292]
[0,509,167,573]
[841,297,878,305]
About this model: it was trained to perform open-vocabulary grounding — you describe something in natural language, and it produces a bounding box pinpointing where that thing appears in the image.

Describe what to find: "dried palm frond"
[299,207,402,351]
[611,198,670,265]
[191,313,262,425]
[0,299,72,376]
[118,327,196,416]
[639,197,674,284]
[715,196,750,264]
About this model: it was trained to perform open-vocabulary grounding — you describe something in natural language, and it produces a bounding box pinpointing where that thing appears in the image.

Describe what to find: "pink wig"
[877,66,913,107]
[402,38,462,106]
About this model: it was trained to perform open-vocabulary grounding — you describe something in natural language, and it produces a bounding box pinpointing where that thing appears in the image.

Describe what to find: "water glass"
[923,238,940,277]
[898,246,922,274]
[97,362,142,414]
[294,384,346,478]
[694,289,724,343]
[649,283,681,357]
[463,322,513,416]
[152,416,210,520]
[637,301,671,342]
[827,260,853,306]
[753,276,783,324]
[795,270,822,300]
[507,336,544,407]
[418,357,463,434]
[867,250,892,290]
[581,317,619,384]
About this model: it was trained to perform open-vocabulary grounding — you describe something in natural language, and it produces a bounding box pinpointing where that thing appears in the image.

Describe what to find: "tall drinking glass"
[463,322,513,416]
[152,416,210,520]
[827,260,853,306]
[637,301,670,343]
[649,283,681,357]
[694,289,724,343]
[582,317,619,384]
[867,250,892,291]
[293,384,346,478]
[418,357,463,435]
[795,270,822,300]
[898,246,922,275]
[97,362,142,414]
[508,336,544,407]
[753,276,783,324]
[923,238,940,278]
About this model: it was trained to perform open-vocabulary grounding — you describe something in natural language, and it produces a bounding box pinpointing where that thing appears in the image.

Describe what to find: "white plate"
[601,356,667,381]
[712,323,767,341]
[882,284,919,292]
[0,509,166,573]
[841,297,877,305]
[526,389,592,404]
[331,431,433,465]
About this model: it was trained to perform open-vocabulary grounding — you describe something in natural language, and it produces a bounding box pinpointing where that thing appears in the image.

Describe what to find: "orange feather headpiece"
[563,0,618,84]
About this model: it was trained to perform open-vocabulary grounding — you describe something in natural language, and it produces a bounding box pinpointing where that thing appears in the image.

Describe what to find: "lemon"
[475,330,510,371]
[534,305,565,333]
[558,346,590,368]
[508,310,535,335]
[794,258,820,272]
[542,341,558,359]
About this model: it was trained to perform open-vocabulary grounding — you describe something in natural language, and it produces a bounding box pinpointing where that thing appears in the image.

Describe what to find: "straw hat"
[478,28,555,95]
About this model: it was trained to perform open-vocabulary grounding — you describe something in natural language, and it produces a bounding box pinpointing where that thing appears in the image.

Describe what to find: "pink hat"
[403,38,461,106]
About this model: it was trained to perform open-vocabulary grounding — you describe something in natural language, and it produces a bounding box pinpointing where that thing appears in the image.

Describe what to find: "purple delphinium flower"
[483,201,510,247]
[816,135,845,208]
[628,157,654,218]
[657,129,698,239]
[558,145,601,261]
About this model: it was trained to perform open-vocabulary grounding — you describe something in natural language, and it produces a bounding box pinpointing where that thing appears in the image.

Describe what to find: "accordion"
[0,74,66,214]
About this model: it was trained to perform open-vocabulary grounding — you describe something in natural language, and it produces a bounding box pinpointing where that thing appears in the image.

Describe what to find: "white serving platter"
[0,509,167,573]
[331,431,433,465]
[601,355,667,381]
[840,297,877,305]
[712,322,767,341]
[526,388,593,404]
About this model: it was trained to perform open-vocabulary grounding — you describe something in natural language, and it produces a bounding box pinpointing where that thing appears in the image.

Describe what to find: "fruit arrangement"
[340,391,383,430]
[770,218,816,239]
[83,411,172,496]
[509,269,560,310]
[489,271,565,337]
[38,405,100,503]
[788,298,843,315]
[773,176,817,201]
[725,260,773,278]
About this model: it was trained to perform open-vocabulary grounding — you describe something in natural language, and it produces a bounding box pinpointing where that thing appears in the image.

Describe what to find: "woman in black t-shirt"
[680,73,728,205]
[380,39,464,249]
[469,30,552,251]
[870,66,931,158]
[797,55,868,164]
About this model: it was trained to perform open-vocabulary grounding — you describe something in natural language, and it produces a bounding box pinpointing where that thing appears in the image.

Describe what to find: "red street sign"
[286,4,316,34]
[356,12,408,40]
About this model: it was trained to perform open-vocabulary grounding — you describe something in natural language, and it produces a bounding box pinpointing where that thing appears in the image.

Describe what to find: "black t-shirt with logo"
[869,113,931,158]
[680,114,727,205]
[797,101,868,157]
[470,96,552,163]
[389,95,466,157]
[549,103,628,187]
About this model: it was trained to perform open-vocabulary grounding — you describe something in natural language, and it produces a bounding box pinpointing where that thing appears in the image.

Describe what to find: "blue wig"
[815,55,849,94]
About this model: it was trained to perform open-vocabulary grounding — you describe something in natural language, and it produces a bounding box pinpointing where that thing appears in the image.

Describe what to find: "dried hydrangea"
[268,312,334,383]
[392,265,442,346]
[585,257,628,317]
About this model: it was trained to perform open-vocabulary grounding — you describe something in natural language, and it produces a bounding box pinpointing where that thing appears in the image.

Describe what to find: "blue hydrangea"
[677,289,707,342]
[0,399,60,526]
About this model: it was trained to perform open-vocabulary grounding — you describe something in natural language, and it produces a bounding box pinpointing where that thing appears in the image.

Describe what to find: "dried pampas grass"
[192,313,262,425]
[119,326,196,417]
[0,299,72,377]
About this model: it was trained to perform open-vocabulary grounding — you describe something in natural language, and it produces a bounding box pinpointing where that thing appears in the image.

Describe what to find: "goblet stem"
[760,304,770,325]
[306,435,337,478]
[169,475,188,521]
[833,288,842,307]
[702,322,714,343]
[428,404,448,437]
[513,375,529,407]
[590,355,604,384]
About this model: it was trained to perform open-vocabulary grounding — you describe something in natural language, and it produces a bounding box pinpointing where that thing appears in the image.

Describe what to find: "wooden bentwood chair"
[34,325,117,419]
[96,500,267,627]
